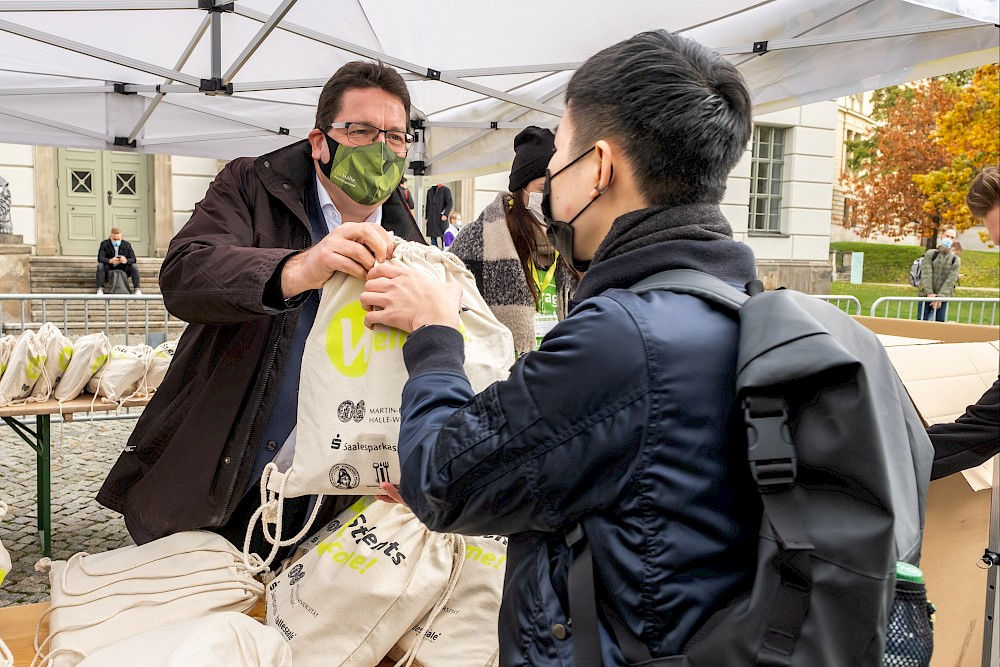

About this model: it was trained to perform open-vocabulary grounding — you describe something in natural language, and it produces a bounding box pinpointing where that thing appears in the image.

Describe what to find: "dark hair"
[565,30,752,206]
[314,61,411,130]
[505,190,544,307]
[967,166,999,218]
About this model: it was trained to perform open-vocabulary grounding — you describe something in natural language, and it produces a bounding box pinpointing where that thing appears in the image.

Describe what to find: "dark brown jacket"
[97,140,424,543]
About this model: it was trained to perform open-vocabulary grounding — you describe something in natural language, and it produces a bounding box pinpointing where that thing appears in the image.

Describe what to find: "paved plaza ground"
[1,416,136,606]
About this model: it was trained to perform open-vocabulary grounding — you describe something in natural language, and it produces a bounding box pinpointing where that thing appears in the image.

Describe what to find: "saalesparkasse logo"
[325,301,409,377]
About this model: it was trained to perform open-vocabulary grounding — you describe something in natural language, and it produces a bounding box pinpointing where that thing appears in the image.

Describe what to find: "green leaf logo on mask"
[324,140,405,207]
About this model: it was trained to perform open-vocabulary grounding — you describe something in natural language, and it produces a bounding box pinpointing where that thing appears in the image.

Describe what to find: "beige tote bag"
[388,534,508,667]
[86,344,151,404]
[265,498,465,667]
[29,323,73,402]
[53,333,110,402]
[76,613,292,667]
[246,241,513,571]
[0,330,46,405]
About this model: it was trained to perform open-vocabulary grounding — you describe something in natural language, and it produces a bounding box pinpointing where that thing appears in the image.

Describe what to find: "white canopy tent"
[0,0,997,186]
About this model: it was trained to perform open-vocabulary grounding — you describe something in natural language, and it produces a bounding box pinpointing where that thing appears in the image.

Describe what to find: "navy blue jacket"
[397,209,760,666]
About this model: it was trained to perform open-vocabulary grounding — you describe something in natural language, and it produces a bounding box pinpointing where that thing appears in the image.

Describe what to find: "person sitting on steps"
[96,227,141,295]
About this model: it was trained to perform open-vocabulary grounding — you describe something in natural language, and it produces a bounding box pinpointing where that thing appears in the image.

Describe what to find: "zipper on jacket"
[219,230,308,522]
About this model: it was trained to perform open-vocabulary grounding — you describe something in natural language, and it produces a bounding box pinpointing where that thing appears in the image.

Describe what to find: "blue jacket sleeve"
[397,296,650,536]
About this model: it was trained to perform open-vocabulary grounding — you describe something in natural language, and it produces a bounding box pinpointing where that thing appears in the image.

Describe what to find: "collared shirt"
[315,174,383,230]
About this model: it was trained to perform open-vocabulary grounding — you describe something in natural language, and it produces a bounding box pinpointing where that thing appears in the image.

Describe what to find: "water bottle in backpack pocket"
[883,563,934,667]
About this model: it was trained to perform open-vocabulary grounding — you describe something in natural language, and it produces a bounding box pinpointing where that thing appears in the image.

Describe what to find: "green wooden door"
[57,149,152,256]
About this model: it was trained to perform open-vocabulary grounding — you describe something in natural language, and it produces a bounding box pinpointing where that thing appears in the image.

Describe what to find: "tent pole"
[210,8,222,79]
[0,18,201,85]
[715,17,983,56]
[414,174,424,239]
[984,458,999,667]
[127,12,211,142]
[0,104,107,141]
[425,84,566,168]
[0,1,200,10]
[222,0,298,85]
[232,5,562,117]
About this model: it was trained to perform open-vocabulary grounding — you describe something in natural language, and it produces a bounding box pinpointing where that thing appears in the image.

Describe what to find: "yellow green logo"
[325,301,409,378]
[26,353,45,382]
[58,347,73,372]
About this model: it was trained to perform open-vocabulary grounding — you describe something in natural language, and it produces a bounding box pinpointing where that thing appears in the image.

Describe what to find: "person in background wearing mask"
[362,31,760,664]
[96,227,141,294]
[442,211,461,249]
[918,226,960,321]
[98,62,424,550]
[449,126,577,356]
[929,166,999,479]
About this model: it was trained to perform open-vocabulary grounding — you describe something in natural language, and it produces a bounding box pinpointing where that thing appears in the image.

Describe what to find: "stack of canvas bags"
[36,531,263,667]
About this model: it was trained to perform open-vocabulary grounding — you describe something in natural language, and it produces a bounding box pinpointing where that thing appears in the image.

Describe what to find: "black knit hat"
[508,126,555,193]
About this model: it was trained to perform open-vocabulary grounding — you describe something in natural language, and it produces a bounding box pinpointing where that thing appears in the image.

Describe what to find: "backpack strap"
[628,268,749,311]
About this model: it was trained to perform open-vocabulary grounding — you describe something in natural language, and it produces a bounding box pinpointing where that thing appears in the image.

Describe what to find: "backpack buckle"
[744,396,796,491]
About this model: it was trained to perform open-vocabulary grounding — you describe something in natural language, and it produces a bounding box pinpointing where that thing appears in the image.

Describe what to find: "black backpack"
[567,269,933,666]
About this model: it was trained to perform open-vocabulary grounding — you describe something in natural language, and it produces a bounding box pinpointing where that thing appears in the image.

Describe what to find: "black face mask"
[541,146,610,273]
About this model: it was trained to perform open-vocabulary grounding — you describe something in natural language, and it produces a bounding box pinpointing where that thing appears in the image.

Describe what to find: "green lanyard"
[532,251,559,299]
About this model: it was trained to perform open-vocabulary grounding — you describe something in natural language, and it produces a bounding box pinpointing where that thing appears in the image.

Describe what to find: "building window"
[748,125,785,233]
[843,199,853,228]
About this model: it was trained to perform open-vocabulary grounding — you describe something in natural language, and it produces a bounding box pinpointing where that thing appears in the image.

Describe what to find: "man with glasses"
[98,62,424,549]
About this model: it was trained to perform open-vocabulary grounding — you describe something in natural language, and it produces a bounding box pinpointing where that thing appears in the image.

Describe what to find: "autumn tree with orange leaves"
[914,64,1000,241]
[842,78,958,245]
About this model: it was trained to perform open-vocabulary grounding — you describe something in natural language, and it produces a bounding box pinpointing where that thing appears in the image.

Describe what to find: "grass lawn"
[830,241,1000,288]
[830,282,1000,323]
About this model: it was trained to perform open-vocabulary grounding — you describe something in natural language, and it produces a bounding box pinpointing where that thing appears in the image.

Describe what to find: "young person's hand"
[361,263,461,332]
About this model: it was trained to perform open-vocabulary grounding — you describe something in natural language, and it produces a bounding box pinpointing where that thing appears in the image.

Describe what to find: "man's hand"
[376,482,408,507]
[441,215,447,222]
[281,222,394,299]
[361,263,461,332]
[932,300,943,310]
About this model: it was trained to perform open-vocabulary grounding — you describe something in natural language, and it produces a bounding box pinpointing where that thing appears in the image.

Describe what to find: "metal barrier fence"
[0,293,185,344]
[869,296,1000,325]
[809,294,862,315]
[0,294,187,423]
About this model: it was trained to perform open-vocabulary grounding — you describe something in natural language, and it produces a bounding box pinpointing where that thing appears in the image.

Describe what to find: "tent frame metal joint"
[112,83,137,95]
[409,160,426,176]
[113,136,137,148]
[410,118,425,130]
[490,121,498,130]
[425,68,441,81]
[199,77,233,95]
[278,127,290,135]
[198,0,233,12]
[753,40,768,54]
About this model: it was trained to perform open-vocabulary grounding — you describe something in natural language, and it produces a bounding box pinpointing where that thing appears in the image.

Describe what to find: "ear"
[308,129,327,162]
[591,139,615,199]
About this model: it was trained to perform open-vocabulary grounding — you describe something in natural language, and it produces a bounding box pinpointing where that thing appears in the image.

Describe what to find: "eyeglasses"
[329,122,413,155]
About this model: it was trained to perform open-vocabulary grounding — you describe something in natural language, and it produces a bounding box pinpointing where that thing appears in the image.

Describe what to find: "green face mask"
[321,134,405,206]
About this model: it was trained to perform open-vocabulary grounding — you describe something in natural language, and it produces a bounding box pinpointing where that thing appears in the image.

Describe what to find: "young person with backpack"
[363,31,931,666]
[916,227,960,321]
